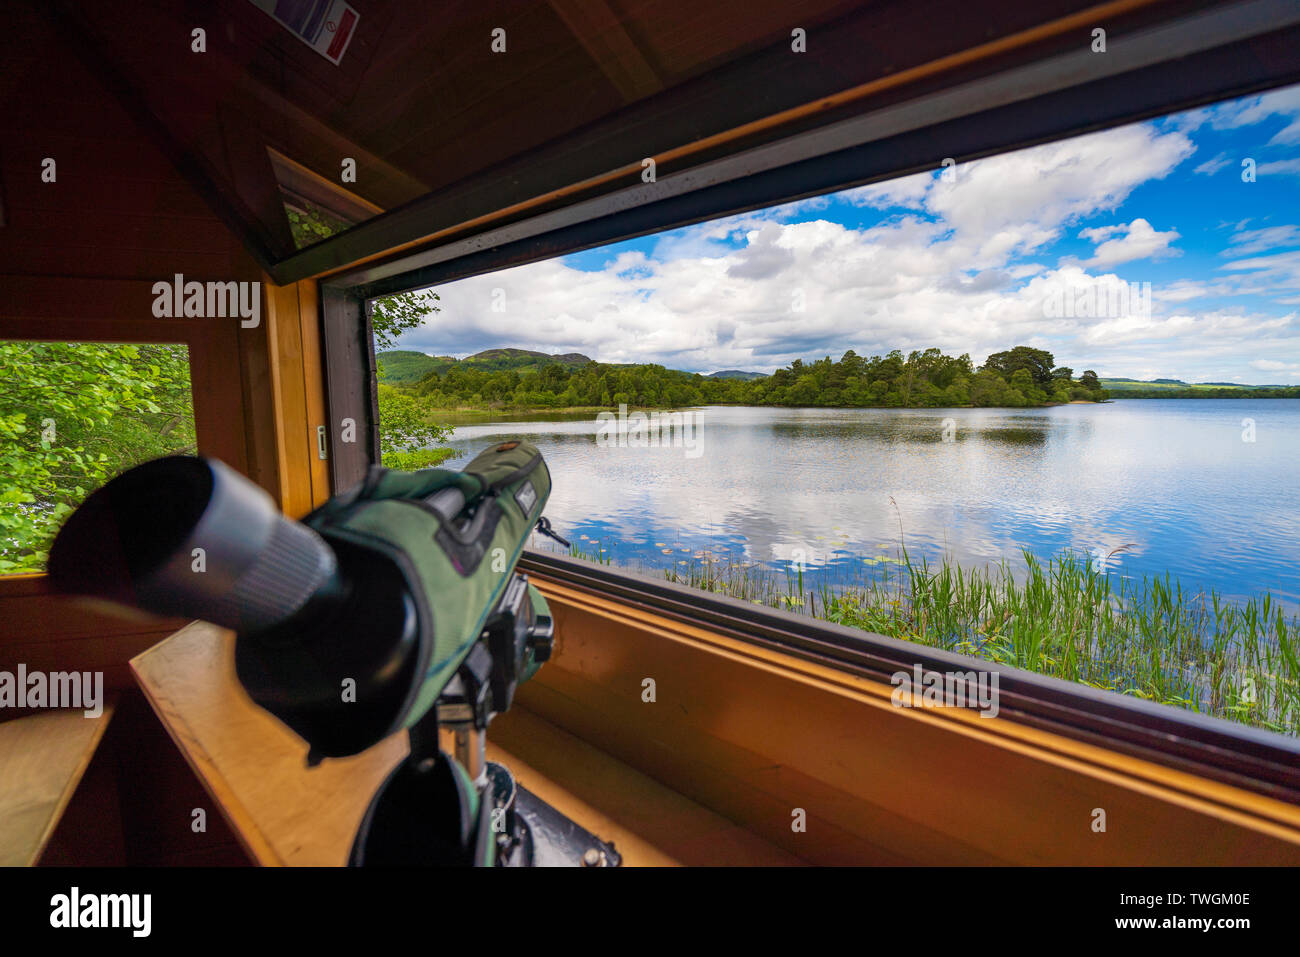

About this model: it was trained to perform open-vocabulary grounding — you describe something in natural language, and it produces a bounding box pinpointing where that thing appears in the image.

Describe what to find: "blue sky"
[395,82,1300,384]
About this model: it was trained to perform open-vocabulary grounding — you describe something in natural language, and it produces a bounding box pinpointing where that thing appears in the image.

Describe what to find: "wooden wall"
[0,6,263,686]
[0,4,337,683]
[0,5,327,865]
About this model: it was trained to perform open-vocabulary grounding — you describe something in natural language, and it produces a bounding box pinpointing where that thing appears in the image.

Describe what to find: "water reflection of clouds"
[440,401,1300,607]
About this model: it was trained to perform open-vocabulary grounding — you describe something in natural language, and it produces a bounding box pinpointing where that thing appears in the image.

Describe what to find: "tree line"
[1112,385,1300,399]
[399,345,1108,410]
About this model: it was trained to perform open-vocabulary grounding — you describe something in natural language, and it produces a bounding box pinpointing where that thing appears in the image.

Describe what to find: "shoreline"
[424,399,1110,417]
[421,394,1300,417]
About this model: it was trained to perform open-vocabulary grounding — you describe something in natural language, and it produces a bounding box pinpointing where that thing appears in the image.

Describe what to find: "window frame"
[0,316,241,685]
[312,4,1300,801]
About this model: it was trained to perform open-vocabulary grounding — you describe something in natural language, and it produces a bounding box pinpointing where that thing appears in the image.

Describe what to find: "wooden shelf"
[130,621,798,865]
[0,700,115,866]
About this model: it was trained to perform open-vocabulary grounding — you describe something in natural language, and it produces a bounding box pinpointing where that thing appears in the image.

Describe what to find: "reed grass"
[635,544,1299,736]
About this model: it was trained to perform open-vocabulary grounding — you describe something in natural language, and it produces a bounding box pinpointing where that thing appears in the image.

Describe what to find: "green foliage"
[381,343,1108,412]
[369,291,457,467]
[983,346,1056,387]
[369,289,442,386]
[375,349,456,383]
[1104,381,1300,399]
[285,200,350,250]
[1099,377,1300,395]
[376,384,456,470]
[655,546,1300,736]
[369,291,441,352]
[376,347,594,384]
[0,341,195,573]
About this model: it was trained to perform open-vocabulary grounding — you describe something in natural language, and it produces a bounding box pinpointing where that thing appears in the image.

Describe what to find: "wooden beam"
[264,281,313,518]
[267,147,385,224]
[548,0,665,102]
[218,110,299,262]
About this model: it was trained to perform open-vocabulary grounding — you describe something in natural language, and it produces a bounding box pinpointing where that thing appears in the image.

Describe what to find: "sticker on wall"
[247,0,359,65]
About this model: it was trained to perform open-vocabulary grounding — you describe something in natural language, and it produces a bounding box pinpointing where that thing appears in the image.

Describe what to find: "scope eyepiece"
[49,441,553,764]
[48,455,340,634]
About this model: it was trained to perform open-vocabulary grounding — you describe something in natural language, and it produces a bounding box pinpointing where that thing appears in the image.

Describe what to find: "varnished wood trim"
[294,281,332,509]
[264,280,315,518]
[520,576,1300,864]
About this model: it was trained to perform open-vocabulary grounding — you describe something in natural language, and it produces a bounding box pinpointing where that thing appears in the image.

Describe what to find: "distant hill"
[1099,377,1297,398]
[378,348,595,382]
[706,369,767,381]
[377,350,452,383]
[467,348,593,370]
[1100,378,1264,392]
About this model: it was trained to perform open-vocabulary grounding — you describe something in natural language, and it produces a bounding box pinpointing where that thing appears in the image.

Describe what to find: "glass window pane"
[373,84,1300,738]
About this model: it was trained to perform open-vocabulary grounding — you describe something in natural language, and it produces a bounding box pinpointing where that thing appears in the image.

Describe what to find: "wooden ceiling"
[52,0,863,263]
[16,0,1300,284]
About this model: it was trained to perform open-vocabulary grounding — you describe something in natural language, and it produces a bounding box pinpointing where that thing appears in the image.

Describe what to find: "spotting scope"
[47,442,620,866]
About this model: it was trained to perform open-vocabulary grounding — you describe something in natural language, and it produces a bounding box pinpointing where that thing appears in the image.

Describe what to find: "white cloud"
[1078,224,1124,242]
[1194,152,1231,175]
[1258,158,1300,177]
[1225,224,1300,255]
[1078,218,1180,267]
[922,124,1193,267]
[1248,358,1300,381]
[1154,278,1261,303]
[395,120,1293,384]
[1171,84,1300,141]
[841,171,934,210]
[1220,248,1300,285]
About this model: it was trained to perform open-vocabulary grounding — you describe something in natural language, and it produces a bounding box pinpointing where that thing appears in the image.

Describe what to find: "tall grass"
[652,546,1300,736]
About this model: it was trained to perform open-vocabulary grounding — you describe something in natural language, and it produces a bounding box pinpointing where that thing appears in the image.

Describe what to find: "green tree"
[369,290,441,380]
[0,341,195,573]
[371,340,1106,419]
[983,346,1056,386]
[1009,368,1047,405]
[368,290,457,468]
[376,384,456,470]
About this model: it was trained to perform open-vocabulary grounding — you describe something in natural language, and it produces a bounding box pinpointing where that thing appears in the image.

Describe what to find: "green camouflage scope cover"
[304,439,552,745]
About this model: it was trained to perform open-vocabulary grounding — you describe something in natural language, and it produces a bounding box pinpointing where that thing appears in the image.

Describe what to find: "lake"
[437,399,1300,610]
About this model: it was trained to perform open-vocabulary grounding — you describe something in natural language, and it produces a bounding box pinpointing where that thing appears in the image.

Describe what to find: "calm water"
[438,400,1300,609]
